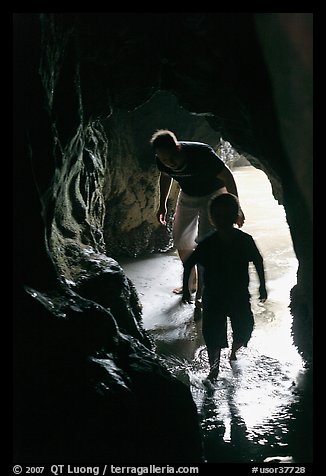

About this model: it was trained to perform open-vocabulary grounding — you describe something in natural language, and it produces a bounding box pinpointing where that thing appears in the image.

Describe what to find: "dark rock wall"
[14,13,205,462]
[254,14,313,361]
[13,12,313,462]
[14,286,203,463]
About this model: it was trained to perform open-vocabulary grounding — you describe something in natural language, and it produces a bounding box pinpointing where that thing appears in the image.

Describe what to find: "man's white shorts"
[172,187,227,250]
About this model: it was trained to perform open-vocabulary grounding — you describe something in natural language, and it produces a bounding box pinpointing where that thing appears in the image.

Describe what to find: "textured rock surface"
[14,287,203,462]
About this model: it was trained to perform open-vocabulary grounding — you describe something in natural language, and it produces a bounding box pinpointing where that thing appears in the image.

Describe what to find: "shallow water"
[121,166,312,463]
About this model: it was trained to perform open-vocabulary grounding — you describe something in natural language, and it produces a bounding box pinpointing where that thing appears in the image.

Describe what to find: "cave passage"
[13,13,312,465]
[121,165,311,463]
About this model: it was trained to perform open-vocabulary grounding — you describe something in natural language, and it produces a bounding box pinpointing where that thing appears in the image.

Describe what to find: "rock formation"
[13,12,312,462]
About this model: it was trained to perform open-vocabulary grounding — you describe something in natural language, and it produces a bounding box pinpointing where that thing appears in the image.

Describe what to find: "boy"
[182,193,267,380]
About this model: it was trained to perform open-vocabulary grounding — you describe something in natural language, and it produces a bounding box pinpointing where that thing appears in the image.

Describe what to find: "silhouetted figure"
[182,193,267,380]
[150,129,245,308]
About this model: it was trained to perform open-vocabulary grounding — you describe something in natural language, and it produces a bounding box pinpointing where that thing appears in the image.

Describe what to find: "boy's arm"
[253,254,267,302]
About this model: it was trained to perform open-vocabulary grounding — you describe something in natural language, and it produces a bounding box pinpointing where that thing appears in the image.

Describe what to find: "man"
[150,129,245,308]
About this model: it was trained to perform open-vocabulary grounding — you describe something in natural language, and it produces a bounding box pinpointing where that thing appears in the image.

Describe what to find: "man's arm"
[216,165,245,227]
[216,165,239,196]
[157,172,173,225]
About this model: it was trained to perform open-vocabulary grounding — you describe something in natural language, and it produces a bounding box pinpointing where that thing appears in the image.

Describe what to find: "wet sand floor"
[120,167,313,463]
[121,251,312,463]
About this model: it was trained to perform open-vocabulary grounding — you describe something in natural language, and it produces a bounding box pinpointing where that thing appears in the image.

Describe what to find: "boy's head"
[209,193,240,228]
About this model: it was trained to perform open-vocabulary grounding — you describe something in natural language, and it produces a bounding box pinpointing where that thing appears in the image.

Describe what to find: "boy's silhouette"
[182,193,267,380]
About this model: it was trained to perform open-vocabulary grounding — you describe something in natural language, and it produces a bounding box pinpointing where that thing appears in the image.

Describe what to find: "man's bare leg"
[194,264,203,308]
[172,248,197,294]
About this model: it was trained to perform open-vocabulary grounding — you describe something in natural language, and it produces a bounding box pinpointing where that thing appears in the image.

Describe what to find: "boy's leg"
[202,304,227,379]
[230,342,243,361]
[229,300,254,361]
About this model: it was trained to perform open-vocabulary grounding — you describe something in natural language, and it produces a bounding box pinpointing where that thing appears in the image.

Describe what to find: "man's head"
[150,129,178,149]
[209,193,240,228]
[150,129,184,169]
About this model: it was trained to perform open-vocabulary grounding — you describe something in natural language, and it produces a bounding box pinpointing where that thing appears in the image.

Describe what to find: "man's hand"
[156,206,167,225]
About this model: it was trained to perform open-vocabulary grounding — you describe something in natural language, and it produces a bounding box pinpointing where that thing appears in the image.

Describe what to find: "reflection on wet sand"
[121,166,312,463]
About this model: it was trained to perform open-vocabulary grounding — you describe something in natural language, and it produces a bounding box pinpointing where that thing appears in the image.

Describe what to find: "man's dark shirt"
[156,141,225,196]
